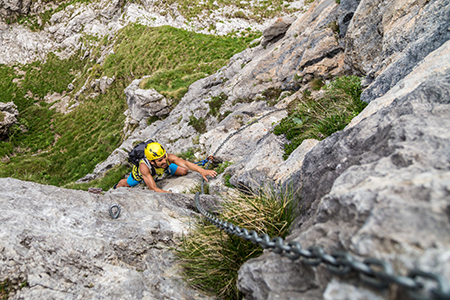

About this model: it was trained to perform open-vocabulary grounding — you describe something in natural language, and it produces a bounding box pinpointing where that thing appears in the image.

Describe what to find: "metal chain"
[196,107,450,300]
[194,193,450,299]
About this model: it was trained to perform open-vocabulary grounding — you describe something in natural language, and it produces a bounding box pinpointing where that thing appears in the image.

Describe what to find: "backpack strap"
[142,157,156,177]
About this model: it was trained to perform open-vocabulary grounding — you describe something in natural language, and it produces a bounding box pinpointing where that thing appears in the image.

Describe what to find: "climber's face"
[153,154,168,169]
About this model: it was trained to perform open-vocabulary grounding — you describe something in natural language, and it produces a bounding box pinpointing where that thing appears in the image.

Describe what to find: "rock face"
[236,38,450,300]
[2,0,450,299]
[0,101,19,140]
[345,0,450,102]
[125,78,171,122]
[261,16,296,46]
[0,0,284,66]
[0,0,31,18]
[0,178,215,299]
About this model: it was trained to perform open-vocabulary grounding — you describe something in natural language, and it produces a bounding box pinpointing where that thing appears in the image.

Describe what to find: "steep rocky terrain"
[1,0,449,299]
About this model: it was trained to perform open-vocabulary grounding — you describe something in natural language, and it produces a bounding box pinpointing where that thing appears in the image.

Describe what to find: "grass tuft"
[1,278,28,300]
[177,187,298,299]
[274,75,367,159]
[188,115,207,134]
[207,92,228,117]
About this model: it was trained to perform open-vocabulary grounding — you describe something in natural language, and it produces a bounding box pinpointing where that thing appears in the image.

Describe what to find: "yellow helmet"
[144,142,166,161]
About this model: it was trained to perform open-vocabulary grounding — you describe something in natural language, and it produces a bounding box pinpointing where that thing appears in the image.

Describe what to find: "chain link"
[195,192,450,299]
[109,204,121,219]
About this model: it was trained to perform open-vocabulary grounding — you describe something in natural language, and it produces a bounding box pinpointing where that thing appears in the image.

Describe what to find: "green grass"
[188,115,207,134]
[63,164,129,191]
[176,147,197,162]
[207,92,228,117]
[274,75,367,159]
[1,278,28,300]
[177,187,298,299]
[0,24,258,189]
[214,161,234,174]
[111,25,260,105]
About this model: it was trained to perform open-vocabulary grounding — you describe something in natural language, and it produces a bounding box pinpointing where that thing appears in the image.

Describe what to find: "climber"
[114,141,217,193]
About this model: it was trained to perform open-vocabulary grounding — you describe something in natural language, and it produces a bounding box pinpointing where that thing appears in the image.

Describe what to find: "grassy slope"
[0,25,260,189]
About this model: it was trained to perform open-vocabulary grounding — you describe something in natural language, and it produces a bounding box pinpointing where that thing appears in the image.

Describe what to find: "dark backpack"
[128,139,155,166]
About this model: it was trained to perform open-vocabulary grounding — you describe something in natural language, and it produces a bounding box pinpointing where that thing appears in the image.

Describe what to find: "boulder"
[0,101,19,140]
[125,78,171,122]
[0,177,215,300]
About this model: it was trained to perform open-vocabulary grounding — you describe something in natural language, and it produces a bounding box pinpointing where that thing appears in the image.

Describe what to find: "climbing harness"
[109,204,121,219]
[192,108,450,299]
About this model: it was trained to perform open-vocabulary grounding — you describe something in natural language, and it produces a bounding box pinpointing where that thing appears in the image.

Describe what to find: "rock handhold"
[125,78,171,122]
[261,16,296,47]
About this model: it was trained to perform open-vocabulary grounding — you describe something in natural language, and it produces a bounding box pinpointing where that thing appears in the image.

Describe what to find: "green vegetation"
[262,87,283,106]
[117,25,260,105]
[177,187,298,299]
[172,0,303,23]
[185,182,210,195]
[206,92,228,117]
[188,115,207,134]
[274,75,367,159]
[310,78,324,90]
[214,161,235,188]
[177,147,197,162]
[0,24,258,189]
[214,161,234,174]
[63,164,129,191]
[1,278,28,300]
[224,173,233,188]
[327,21,340,34]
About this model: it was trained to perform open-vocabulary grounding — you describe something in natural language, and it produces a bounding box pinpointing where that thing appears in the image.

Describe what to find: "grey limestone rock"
[337,0,361,38]
[0,0,31,17]
[345,0,450,102]
[0,178,214,300]
[125,78,171,122]
[237,40,450,300]
[261,16,296,47]
[0,101,19,140]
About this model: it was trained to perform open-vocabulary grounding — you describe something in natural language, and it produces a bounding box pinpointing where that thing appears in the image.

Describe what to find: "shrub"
[262,87,283,106]
[214,161,234,174]
[177,148,197,161]
[177,187,298,299]
[310,78,324,90]
[188,115,207,133]
[274,75,367,159]
[207,92,228,117]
